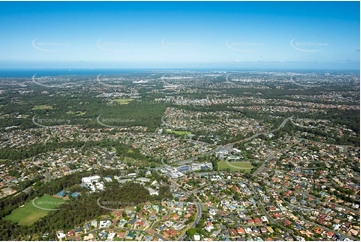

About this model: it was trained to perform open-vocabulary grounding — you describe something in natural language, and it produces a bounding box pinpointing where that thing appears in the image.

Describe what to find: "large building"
[81,175,100,185]
[191,162,213,172]
[178,165,190,172]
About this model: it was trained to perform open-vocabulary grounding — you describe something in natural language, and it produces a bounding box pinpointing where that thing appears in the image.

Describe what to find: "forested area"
[0,171,94,240]
[0,176,171,240]
[0,89,167,132]
[272,119,359,146]
[0,139,149,162]
[30,182,154,236]
[0,171,95,219]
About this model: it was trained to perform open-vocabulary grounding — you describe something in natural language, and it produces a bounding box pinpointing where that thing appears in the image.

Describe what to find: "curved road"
[173,115,294,167]
[289,74,319,88]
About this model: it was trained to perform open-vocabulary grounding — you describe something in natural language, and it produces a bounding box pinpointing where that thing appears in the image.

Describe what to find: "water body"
[0,68,358,78]
[0,69,143,78]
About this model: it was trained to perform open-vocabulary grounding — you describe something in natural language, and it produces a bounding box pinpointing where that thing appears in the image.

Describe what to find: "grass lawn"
[32,105,53,110]
[66,110,86,116]
[218,161,253,172]
[111,98,133,105]
[165,129,192,136]
[4,195,65,226]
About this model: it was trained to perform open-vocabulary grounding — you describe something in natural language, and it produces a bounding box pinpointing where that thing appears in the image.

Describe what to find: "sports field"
[4,195,65,226]
[218,161,253,172]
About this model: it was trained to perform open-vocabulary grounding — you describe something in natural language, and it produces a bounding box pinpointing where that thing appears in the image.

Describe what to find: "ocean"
[0,69,143,78]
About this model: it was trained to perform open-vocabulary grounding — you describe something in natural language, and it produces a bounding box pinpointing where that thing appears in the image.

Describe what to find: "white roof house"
[56,231,66,240]
[82,175,100,184]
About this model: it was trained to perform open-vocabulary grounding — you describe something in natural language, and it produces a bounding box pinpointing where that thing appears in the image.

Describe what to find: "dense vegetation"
[0,73,359,240]
[0,139,149,162]
[0,89,167,132]
[0,173,171,240]
[30,182,153,235]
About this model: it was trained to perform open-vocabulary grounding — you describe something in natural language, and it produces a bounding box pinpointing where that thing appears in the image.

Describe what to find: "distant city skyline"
[0,1,359,69]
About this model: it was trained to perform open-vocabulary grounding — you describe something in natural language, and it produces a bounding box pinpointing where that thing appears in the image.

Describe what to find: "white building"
[82,175,100,184]
[232,148,241,153]
[56,231,66,240]
[151,180,159,188]
[147,187,159,196]
[107,233,116,241]
[99,220,111,229]
[137,177,150,183]
[216,149,228,159]
[191,163,201,171]
[104,176,113,182]
[194,234,201,241]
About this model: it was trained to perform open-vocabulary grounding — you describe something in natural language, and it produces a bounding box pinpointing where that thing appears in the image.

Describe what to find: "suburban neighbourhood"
[0,70,359,241]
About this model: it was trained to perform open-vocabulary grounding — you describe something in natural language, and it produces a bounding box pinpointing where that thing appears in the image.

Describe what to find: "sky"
[0,1,359,69]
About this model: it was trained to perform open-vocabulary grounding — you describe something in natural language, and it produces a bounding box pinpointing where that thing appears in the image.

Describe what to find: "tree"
[186,228,197,238]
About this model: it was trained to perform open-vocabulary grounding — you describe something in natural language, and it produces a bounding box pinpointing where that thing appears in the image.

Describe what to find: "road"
[170,114,294,168]
[161,114,167,126]
[161,115,299,239]
[251,150,276,177]
[32,156,53,182]
[212,178,295,236]
[247,185,277,225]
[230,212,241,228]
[276,116,294,130]
[281,198,357,240]
[151,220,160,231]
[298,214,357,241]
[161,113,359,240]
[248,184,294,235]
[170,179,203,224]
[44,171,52,182]
[123,228,167,241]
[194,202,202,227]
[170,179,203,241]
[174,144,232,166]
[225,73,252,88]
[252,140,296,177]
[168,111,293,167]
[86,226,167,241]
[290,118,316,129]
[230,115,294,145]
[175,201,202,240]
[289,74,319,88]
[296,190,359,215]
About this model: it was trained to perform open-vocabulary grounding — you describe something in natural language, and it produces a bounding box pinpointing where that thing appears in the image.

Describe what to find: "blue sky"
[0,1,359,69]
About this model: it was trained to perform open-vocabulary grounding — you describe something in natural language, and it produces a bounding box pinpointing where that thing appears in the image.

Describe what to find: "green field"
[218,161,253,172]
[4,195,65,226]
[111,98,133,105]
[32,105,53,110]
[165,129,192,136]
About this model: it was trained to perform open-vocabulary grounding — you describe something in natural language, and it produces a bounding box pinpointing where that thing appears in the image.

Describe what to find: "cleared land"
[111,98,133,105]
[32,105,53,110]
[4,195,65,226]
[66,110,86,116]
[218,161,253,172]
[165,129,192,136]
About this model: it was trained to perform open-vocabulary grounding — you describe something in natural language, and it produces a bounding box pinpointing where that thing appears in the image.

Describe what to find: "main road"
[252,139,296,177]
[86,227,167,241]
[173,115,294,167]
[171,179,203,241]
